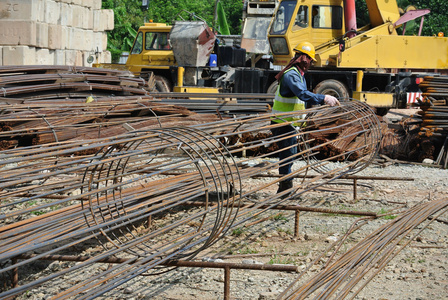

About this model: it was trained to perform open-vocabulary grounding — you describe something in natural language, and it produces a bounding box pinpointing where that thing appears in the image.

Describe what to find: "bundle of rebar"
[0,65,152,103]
[0,101,382,298]
[0,97,220,149]
[420,75,448,105]
[279,196,448,299]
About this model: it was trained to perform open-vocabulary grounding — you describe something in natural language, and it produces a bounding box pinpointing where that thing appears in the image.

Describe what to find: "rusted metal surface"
[0,65,151,102]
[0,99,219,149]
[0,97,382,297]
[278,197,448,299]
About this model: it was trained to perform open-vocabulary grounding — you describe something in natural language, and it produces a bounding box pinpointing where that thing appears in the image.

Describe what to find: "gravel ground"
[14,160,448,300]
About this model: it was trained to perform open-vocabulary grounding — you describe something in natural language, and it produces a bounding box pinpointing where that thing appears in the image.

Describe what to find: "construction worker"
[271,41,340,195]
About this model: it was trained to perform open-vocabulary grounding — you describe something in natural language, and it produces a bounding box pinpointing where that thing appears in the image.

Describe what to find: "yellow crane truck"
[268,0,448,114]
[94,0,448,115]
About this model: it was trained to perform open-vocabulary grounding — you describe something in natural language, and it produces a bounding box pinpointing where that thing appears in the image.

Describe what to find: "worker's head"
[293,42,317,62]
[293,41,316,72]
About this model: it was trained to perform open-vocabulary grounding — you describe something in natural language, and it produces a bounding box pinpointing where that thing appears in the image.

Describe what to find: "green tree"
[102,0,145,61]
[355,0,448,36]
[412,0,448,36]
[103,0,244,61]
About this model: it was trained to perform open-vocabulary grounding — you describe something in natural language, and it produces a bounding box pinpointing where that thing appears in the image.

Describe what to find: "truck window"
[311,5,343,29]
[292,5,308,31]
[270,0,296,35]
[145,32,171,50]
[130,32,143,54]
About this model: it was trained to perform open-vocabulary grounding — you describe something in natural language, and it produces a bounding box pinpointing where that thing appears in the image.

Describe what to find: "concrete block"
[102,32,108,51]
[102,9,114,31]
[44,0,61,25]
[53,49,66,65]
[85,8,93,30]
[61,25,69,49]
[36,48,54,65]
[3,46,36,65]
[0,0,44,22]
[70,27,85,51]
[0,20,37,46]
[66,27,77,50]
[101,50,112,64]
[71,5,92,29]
[59,2,73,26]
[76,29,94,52]
[91,31,102,52]
[92,9,102,31]
[65,49,76,65]
[79,6,92,30]
[72,5,83,28]
[82,0,94,8]
[48,24,63,49]
[91,0,101,10]
[36,22,49,48]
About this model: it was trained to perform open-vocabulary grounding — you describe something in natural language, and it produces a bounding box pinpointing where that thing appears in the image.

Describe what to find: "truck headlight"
[269,37,289,55]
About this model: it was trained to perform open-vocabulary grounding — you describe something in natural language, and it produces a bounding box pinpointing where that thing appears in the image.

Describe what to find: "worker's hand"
[324,95,340,106]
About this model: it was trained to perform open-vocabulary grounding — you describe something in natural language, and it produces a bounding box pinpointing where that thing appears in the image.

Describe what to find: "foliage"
[102,0,145,61]
[355,0,448,36]
[216,1,230,35]
[103,0,243,62]
[231,227,246,236]
[268,254,294,265]
[103,0,447,62]
[412,0,448,36]
[355,0,369,28]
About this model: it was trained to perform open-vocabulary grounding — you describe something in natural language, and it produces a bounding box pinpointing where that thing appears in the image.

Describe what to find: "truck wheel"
[375,107,390,116]
[267,81,278,94]
[154,75,172,92]
[314,79,349,101]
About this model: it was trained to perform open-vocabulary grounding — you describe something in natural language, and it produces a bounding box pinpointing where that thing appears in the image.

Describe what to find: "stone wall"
[0,0,113,66]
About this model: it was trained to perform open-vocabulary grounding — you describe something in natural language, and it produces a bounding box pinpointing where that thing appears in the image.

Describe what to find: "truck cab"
[126,22,175,92]
[269,0,345,66]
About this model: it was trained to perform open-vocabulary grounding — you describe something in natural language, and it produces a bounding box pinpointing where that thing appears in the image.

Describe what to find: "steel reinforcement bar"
[0,101,381,298]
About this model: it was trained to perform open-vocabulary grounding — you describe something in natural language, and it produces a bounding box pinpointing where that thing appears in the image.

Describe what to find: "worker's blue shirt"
[279,67,325,106]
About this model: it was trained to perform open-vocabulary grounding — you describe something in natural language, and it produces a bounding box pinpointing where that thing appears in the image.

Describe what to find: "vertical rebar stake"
[12,258,18,288]
[353,178,358,201]
[224,266,231,300]
[294,210,300,238]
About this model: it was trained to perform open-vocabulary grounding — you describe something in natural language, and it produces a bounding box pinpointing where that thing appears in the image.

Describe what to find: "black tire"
[267,80,278,94]
[154,75,172,92]
[313,79,349,101]
[375,107,390,116]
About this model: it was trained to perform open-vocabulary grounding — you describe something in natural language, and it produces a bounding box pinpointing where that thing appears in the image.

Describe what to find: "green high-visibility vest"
[272,67,306,124]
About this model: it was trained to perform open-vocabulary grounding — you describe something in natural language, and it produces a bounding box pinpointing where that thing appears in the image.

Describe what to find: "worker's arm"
[281,71,325,105]
[282,72,340,106]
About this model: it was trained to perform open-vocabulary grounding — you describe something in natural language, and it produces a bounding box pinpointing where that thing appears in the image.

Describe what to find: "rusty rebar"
[0,100,382,298]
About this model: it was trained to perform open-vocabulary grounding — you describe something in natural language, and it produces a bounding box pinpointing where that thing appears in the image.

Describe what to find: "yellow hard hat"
[293,42,317,62]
